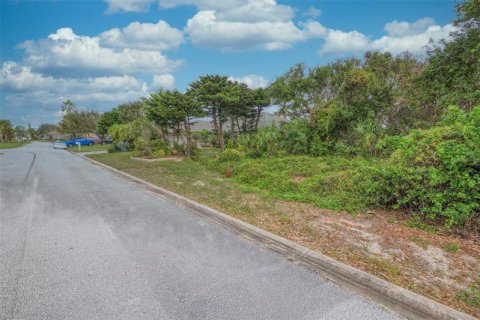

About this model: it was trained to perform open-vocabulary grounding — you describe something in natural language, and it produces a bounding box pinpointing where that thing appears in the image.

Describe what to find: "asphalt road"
[0,142,403,320]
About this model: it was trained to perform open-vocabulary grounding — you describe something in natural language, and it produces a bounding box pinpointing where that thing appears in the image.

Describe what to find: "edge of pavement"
[73,152,475,320]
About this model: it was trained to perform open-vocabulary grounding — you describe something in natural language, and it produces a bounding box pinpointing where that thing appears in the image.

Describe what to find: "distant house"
[190,113,285,132]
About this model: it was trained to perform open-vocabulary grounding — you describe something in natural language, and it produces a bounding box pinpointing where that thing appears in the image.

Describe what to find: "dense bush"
[375,106,480,226]
[231,155,378,213]
[204,106,479,227]
[279,119,310,154]
[236,124,282,157]
[218,148,244,162]
[133,138,172,158]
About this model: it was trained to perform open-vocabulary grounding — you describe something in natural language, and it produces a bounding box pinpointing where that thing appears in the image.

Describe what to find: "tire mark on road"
[7,152,37,319]
[22,152,37,184]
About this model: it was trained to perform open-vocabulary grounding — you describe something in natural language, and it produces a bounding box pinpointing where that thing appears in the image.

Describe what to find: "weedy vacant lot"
[89,151,480,317]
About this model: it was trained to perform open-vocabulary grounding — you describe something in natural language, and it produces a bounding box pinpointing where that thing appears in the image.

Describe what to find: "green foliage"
[414,0,480,120]
[218,148,244,162]
[279,119,309,155]
[97,101,144,136]
[97,110,120,135]
[108,118,162,155]
[236,124,282,157]
[403,219,438,234]
[375,106,480,226]
[145,89,203,156]
[59,101,99,137]
[229,155,379,213]
[108,123,135,143]
[0,119,14,142]
[36,123,59,140]
[132,139,172,158]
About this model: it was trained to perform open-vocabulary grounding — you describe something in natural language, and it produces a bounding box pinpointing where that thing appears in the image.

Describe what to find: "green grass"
[443,242,460,253]
[206,154,384,214]
[403,219,438,234]
[88,151,271,219]
[0,141,30,149]
[69,144,110,152]
[457,284,480,307]
[91,149,387,216]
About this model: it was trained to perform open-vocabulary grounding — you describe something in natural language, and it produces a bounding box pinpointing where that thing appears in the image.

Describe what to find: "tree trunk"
[254,106,262,131]
[236,117,241,133]
[212,107,219,147]
[218,107,225,151]
[230,116,236,138]
[184,119,191,157]
[218,120,224,151]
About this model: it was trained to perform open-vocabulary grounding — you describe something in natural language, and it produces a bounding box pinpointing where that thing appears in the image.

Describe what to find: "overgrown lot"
[89,151,480,317]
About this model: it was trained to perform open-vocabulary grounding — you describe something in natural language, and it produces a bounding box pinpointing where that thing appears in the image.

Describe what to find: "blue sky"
[1,0,456,127]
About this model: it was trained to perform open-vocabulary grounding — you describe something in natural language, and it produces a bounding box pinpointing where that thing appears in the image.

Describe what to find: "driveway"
[0,142,403,319]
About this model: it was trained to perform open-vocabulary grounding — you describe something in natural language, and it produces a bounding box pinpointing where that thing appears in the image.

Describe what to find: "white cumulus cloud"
[19,28,183,76]
[1,61,154,126]
[158,0,242,10]
[384,17,436,37]
[0,61,149,98]
[320,29,371,55]
[216,0,294,23]
[100,20,184,51]
[228,74,269,89]
[150,74,175,90]
[371,22,456,54]
[304,6,321,18]
[317,18,456,56]
[185,10,320,51]
[104,0,154,13]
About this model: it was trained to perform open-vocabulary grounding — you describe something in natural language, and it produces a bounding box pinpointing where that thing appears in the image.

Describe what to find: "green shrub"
[279,119,309,155]
[152,149,166,158]
[375,106,480,226]
[173,142,185,155]
[218,148,244,162]
[114,141,132,152]
[134,138,171,158]
[236,124,282,157]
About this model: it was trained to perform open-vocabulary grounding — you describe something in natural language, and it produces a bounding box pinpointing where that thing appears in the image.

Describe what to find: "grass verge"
[0,141,30,149]
[69,144,110,152]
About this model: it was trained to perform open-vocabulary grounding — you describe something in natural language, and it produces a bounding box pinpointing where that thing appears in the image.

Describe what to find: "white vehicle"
[53,140,67,149]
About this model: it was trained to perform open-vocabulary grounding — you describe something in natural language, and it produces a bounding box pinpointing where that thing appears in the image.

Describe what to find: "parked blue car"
[65,138,96,147]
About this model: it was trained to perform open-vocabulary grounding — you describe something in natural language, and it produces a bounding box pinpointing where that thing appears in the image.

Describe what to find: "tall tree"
[97,110,120,136]
[252,87,271,131]
[188,75,232,151]
[97,101,144,137]
[14,126,27,141]
[0,120,14,142]
[37,123,59,140]
[145,90,203,156]
[59,101,99,137]
[415,0,480,122]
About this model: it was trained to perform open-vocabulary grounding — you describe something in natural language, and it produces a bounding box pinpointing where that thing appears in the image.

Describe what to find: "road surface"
[0,142,403,319]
